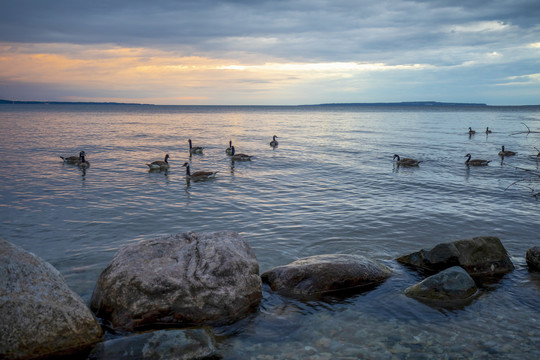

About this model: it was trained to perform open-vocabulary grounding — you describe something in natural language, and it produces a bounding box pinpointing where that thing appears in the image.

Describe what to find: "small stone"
[405,266,477,302]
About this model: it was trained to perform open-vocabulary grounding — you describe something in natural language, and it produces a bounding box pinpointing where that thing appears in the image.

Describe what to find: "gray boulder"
[526,246,540,271]
[405,266,478,302]
[90,231,262,331]
[396,236,514,278]
[261,254,392,297]
[88,328,221,360]
[0,239,103,360]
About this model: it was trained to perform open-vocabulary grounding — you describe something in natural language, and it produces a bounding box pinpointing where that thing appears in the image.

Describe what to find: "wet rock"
[261,254,392,297]
[88,328,221,360]
[90,231,262,331]
[397,236,514,278]
[405,266,478,301]
[0,239,103,360]
[526,246,540,271]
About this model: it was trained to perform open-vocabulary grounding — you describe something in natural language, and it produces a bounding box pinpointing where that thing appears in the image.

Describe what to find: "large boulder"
[261,254,392,297]
[90,231,262,331]
[88,328,221,360]
[526,246,540,271]
[396,236,514,278]
[0,239,103,360]
[405,266,478,302]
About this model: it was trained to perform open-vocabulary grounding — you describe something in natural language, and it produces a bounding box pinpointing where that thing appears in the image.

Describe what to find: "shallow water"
[1,104,539,359]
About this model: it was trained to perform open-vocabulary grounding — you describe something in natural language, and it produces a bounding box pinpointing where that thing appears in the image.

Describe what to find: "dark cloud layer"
[1,0,538,63]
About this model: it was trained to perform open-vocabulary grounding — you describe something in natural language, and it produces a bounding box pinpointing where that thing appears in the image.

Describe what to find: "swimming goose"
[498,145,516,157]
[464,153,490,166]
[485,127,492,134]
[60,151,84,164]
[393,154,422,167]
[230,146,253,161]
[225,140,233,155]
[146,154,170,170]
[270,135,279,147]
[77,151,90,169]
[468,127,476,135]
[188,139,203,154]
[182,162,217,180]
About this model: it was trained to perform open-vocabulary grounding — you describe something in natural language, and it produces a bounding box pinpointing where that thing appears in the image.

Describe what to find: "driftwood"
[505,165,540,199]
[510,122,540,136]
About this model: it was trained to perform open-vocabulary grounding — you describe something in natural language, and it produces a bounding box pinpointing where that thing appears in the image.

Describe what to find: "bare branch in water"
[504,164,540,199]
[511,122,540,135]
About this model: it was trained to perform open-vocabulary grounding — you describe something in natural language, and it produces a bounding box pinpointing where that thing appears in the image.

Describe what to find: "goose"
[468,127,476,135]
[485,127,492,134]
[60,151,84,164]
[464,153,490,166]
[498,145,516,157]
[230,146,253,161]
[77,151,90,169]
[270,135,279,147]
[393,154,422,167]
[146,154,170,170]
[188,139,203,154]
[182,162,217,181]
[225,140,233,155]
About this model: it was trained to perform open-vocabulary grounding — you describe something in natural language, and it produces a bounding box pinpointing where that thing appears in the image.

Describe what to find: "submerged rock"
[396,236,514,278]
[526,246,540,271]
[0,239,103,360]
[88,328,221,360]
[405,266,478,302]
[90,231,262,331]
[261,254,392,297]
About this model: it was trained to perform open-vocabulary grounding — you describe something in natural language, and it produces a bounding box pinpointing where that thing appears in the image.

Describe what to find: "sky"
[0,0,539,105]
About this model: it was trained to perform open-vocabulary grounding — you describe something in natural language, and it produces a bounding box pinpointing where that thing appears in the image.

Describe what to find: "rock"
[88,328,221,360]
[0,239,103,360]
[397,236,514,278]
[405,266,478,301]
[261,254,392,297]
[526,246,540,271]
[90,231,262,331]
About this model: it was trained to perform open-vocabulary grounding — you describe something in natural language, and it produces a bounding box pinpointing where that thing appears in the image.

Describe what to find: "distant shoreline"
[1,99,539,108]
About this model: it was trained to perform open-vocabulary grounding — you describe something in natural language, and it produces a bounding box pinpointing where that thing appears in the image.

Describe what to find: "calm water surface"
[1,104,539,359]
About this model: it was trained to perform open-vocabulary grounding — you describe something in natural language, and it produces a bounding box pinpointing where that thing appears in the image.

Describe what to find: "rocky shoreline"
[1,234,539,359]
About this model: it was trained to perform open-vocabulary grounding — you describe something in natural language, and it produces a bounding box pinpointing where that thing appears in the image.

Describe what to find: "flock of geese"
[394,126,524,168]
[60,136,278,181]
[61,128,537,178]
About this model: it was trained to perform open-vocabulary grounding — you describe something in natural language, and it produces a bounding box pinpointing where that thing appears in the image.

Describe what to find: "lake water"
[1,104,539,359]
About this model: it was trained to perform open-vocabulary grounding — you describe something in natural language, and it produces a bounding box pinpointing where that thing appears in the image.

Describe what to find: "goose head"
[182,162,190,175]
[393,154,400,161]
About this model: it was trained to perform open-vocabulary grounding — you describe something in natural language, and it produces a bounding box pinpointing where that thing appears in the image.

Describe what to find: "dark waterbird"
[182,162,217,181]
[393,154,422,167]
[464,153,490,166]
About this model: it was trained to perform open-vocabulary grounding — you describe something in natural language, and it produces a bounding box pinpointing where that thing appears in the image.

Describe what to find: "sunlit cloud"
[446,21,510,33]
[0,42,433,104]
[498,73,540,86]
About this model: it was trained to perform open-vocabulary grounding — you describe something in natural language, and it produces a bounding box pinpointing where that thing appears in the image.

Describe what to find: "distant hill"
[0,99,151,106]
[311,101,488,107]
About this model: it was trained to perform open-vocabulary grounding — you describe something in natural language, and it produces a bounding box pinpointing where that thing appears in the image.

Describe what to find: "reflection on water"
[1,104,539,359]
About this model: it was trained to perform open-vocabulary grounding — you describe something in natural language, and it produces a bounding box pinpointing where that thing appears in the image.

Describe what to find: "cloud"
[1,0,539,104]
